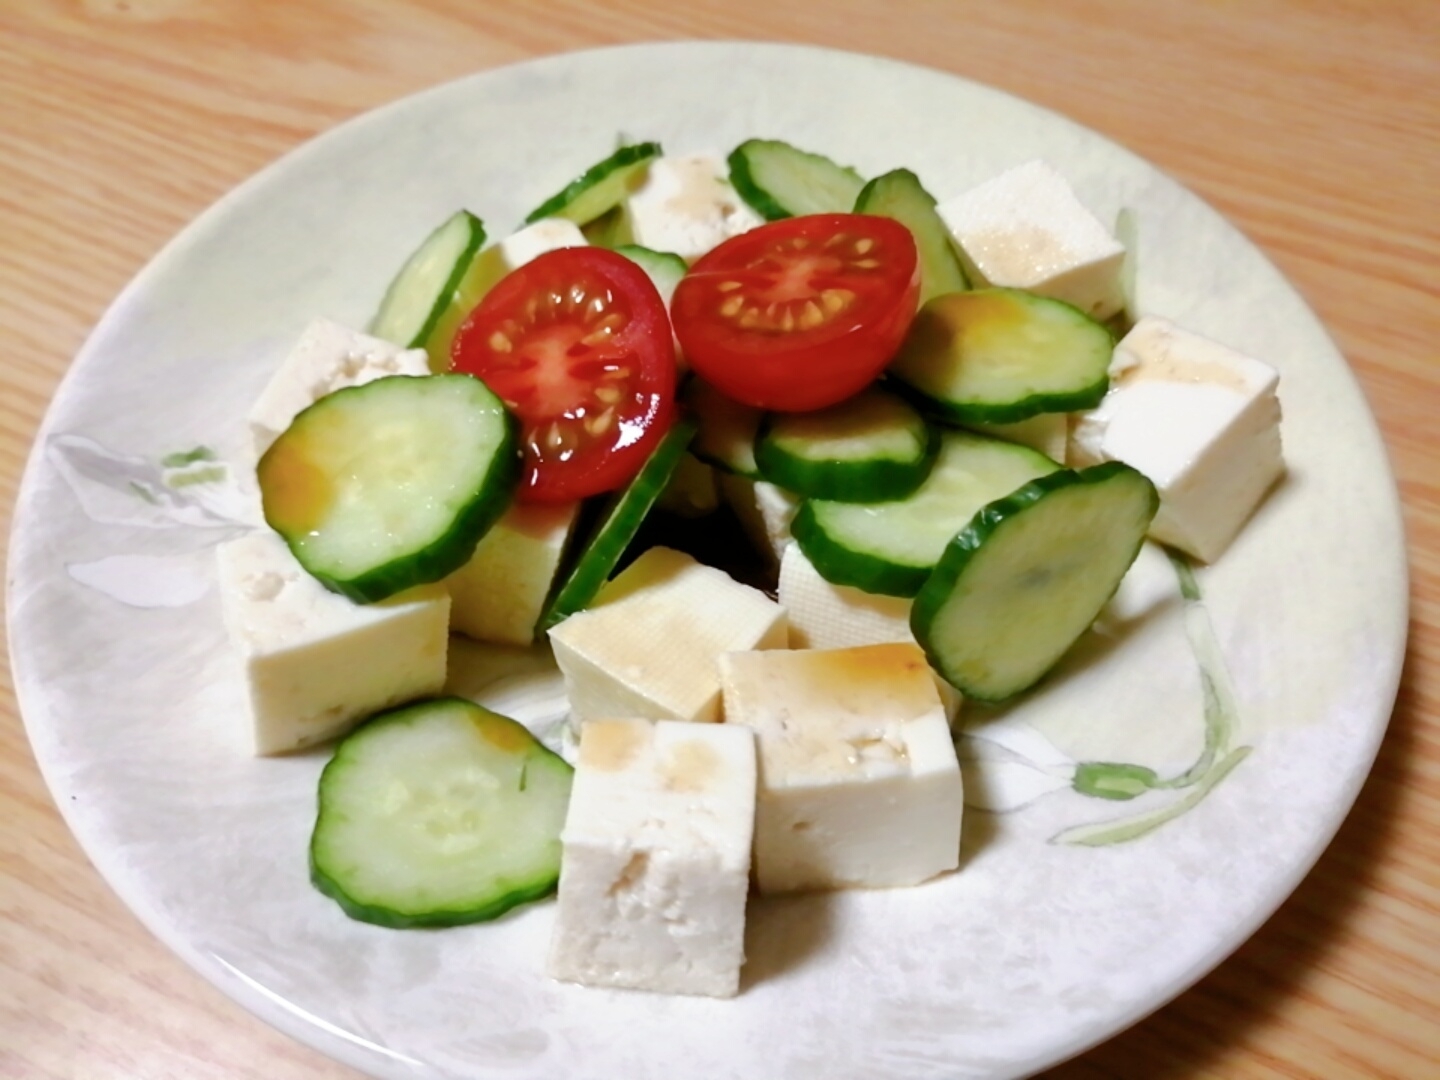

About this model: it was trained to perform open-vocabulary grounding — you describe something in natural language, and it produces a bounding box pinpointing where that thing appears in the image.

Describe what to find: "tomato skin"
[451,246,677,503]
[671,214,920,412]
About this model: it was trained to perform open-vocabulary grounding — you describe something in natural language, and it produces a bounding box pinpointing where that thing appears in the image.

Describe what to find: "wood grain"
[2,2,1436,1077]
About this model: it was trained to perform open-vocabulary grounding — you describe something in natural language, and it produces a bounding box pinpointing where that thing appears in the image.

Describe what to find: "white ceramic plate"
[8,42,1407,1080]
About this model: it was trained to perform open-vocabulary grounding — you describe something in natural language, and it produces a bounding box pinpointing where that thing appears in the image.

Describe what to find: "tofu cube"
[778,546,963,722]
[217,529,449,755]
[444,500,579,646]
[496,217,587,267]
[937,159,1126,320]
[247,318,429,458]
[779,542,914,651]
[547,718,757,998]
[719,643,963,893]
[450,218,589,319]
[548,546,788,726]
[1069,315,1285,562]
[621,153,765,264]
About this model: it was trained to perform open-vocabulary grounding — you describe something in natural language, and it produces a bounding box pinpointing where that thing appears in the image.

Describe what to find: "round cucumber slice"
[792,429,1060,597]
[524,141,662,226]
[258,374,518,603]
[310,697,573,928]
[911,461,1159,702]
[755,386,937,502]
[889,287,1113,424]
[727,138,865,221]
[854,168,970,303]
[368,209,487,353]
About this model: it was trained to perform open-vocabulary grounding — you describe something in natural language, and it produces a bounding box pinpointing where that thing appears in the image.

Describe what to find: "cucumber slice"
[792,429,1059,597]
[258,374,518,603]
[524,141,662,226]
[728,138,865,221]
[682,376,763,478]
[581,204,631,248]
[537,415,698,632]
[614,244,687,309]
[369,210,487,355]
[912,462,1159,702]
[310,696,574,928]
[890,288,1113,424]
[755,386,937,503]
[854,168,969,303]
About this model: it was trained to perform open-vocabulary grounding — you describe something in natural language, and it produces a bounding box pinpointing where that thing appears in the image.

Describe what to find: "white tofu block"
[547,718,757,998]
[937,159,1126,320]
[453,218,590,311]
[548,546,788,726]
[719,643,963,893]
[717,473,799,565]
[622,153,765,263]
[497,217,587,268]
[779,542,914,651]
[778,546,962,722]
[247,318,430,458]
[444,501,579,646]
[217,529,449,755]
[1069,316,1285,562]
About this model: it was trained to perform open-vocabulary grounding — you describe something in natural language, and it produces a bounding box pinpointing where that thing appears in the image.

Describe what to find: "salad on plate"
[218,133,1285,1000]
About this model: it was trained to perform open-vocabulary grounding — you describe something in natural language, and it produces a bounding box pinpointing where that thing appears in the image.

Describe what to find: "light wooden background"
[2,2,1436,1078]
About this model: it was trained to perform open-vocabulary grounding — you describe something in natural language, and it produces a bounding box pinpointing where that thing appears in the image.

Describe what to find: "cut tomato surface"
[671,214,920,412]
[451,246,677,502]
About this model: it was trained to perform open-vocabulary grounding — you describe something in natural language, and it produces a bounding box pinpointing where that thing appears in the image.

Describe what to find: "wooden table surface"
[2,2,1436,1077]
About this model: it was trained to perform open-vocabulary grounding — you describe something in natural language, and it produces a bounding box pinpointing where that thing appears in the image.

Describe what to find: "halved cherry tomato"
[451,246,677,503]
[671,214,920,412]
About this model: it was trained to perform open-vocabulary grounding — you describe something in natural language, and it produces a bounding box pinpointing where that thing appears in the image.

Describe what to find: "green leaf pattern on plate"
[1052,550,1254,846]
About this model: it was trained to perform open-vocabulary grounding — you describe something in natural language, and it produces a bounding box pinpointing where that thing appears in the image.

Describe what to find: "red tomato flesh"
[451,246,677,502]
[671,214,920,412]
